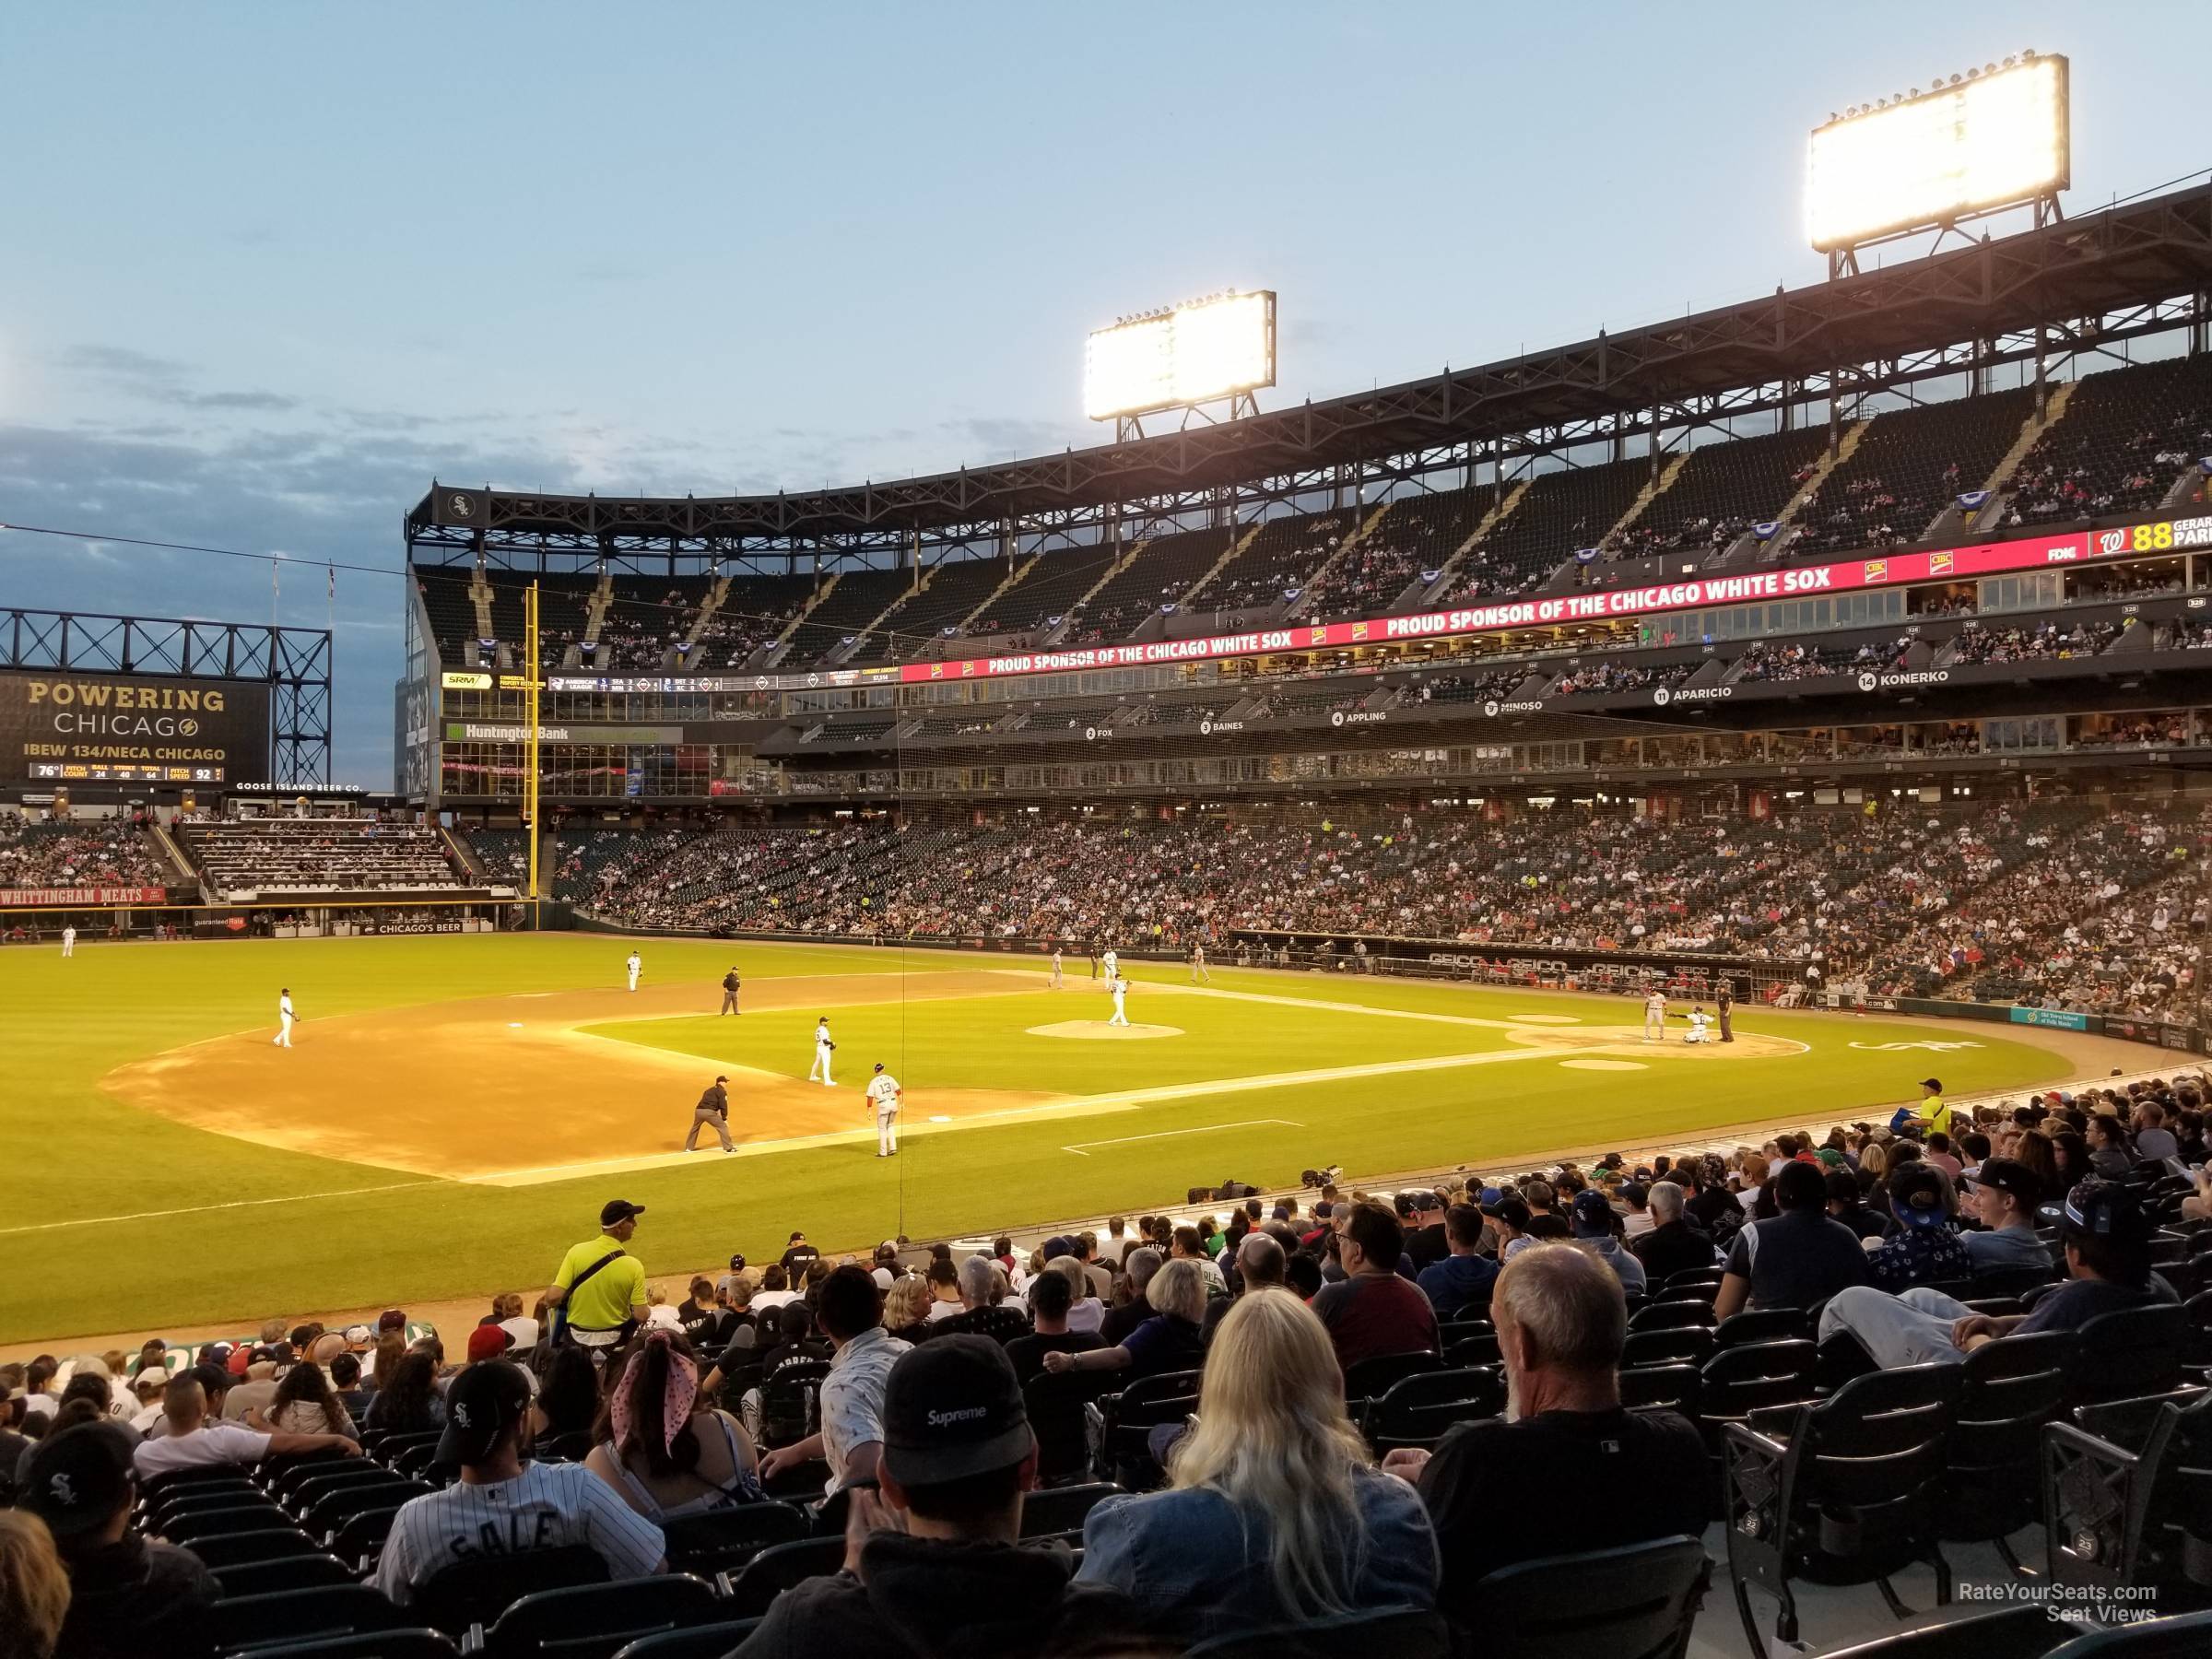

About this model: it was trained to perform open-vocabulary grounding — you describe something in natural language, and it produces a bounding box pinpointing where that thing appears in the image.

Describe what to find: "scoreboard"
[0,670,271,787]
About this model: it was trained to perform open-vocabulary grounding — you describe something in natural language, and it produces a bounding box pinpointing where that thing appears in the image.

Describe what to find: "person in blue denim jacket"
[1073,1290,1438,1642]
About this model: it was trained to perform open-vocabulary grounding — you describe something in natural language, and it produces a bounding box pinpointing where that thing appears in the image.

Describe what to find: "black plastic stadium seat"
[208,1553,360,1599]
[1182,1605,1454,1658]
[206,1584,420,1653]
[477,1575,723,1659]
[1343,1350,1445,1403]
[1456,1535,1711,1659]
[656,1503,810,1575]
[722,1536,852,1618]
[181,1528,324,1571]
[165,1503,300,1545]
[415,1546,613,1638]
[608,1625,764,1659]
[1017,1481,1121,1539]
[2042,1609,2212,1658]
[241,1635,458,1659]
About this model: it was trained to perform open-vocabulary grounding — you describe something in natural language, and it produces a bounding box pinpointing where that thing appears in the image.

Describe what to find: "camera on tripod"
[1299,1164,1343,1190]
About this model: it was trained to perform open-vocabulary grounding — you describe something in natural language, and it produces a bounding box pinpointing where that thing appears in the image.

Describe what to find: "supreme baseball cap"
[600,1199,645,1228]
[881,1335,1033,1487]
[20,1422,136,1537]
[436,1359,532,1466]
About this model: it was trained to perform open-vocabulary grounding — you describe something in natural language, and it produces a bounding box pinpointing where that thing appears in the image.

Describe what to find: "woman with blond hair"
[1074,1290,1437,1639]
[882,1274,934,1344]
[1041,1256,1205,1382]
[0,1511,71,1659]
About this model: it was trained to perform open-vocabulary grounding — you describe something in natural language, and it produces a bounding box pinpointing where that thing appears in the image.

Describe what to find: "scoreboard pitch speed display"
[0,671,271,785]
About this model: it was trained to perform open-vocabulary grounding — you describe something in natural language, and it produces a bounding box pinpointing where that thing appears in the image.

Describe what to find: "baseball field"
[1,931,2109,1347]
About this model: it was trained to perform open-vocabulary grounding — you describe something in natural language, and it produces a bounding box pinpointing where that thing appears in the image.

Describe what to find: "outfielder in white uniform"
[866,1063,902,1157]
[1109,976,1131,1027]
[275,988,295,1048]
[1049,947,1063,990]
[808,1018,836,1086]
[61,924,76,958]
[625,951,641,992]
[1642,990,1666,1042]
[1684,1006,1712,1045]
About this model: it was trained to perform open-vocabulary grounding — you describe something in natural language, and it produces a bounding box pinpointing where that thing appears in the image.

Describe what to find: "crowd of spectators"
[185,819,472,900]
[1945,619,2118,666]
[0,817,169,890]
[11,1068,2211,1655]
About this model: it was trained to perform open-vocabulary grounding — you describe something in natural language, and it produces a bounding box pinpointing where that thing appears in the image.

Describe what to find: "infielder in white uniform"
[1189,943,1210,984]
[1643,990,1666,1042]
[866,1062,902,1157]
[1101,947,1118,982]
[625,951,641,992]
[1684,1006,1712,1044]
[1049,947,1063,990]
[61,924,76,958]
[275,988,296,1048]
[1109,975,1131,1027]
[807,1017,836,1086]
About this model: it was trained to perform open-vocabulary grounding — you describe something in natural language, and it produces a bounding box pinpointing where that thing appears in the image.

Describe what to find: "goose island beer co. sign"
[0,671,272,785]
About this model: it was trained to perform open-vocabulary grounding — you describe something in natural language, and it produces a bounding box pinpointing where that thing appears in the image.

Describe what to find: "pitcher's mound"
[1027,1021,1184,1041]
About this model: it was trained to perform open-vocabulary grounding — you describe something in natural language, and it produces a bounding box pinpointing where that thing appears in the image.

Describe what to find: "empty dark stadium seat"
[477,1575,724,1659]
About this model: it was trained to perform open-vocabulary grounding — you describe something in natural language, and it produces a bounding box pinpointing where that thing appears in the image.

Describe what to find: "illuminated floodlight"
[1807,54,2068,252]
[1085,290,1277,421]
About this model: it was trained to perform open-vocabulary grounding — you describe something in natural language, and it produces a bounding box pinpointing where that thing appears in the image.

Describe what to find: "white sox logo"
[448,493,475,518]
[1846,1040,1986,1052]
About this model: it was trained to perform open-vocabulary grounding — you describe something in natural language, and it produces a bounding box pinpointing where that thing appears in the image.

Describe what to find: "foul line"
[0,1181,448,1238]
[1064,1119,1303,1157]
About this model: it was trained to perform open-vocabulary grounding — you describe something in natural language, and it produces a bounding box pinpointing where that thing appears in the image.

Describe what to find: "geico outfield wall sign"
[0,671,271,784]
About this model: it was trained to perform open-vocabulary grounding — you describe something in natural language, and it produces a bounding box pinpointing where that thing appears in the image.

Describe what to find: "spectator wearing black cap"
[1819,1180,2175,1368]
[546,1200,649,1354]
[1402,1192,1449,1273]
[1414,1205,1497,1318]
[1005,1267,1103,1388]
[372,1360,665,1604]
[1309,1202,1440,1373]
[1961,1159,2056,1276]
[1389,1243,1706,1608]
[1824,1168,1887,1242]
[1630,1181,1719,1283]
[1479,1191,1535,1262]
[1864,1165,1972,1292]
[21,1421,219,1654]
[1569,1191,1647,1294]
[735,1336,1136,1659]
[1713,1159,1872,1320]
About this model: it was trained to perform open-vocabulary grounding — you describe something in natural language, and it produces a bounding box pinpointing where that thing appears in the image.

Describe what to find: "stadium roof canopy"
[411,180,2212,560]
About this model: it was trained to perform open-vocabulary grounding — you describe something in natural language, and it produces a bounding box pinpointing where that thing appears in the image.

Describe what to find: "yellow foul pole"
[525,582,541,908]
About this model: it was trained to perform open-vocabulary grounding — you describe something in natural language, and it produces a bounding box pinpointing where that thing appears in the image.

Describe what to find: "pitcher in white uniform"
[865,1063,902,1157]
[807,1017,836,1086]
[1109,976,1131,1027]
[275,988,295,1048]
[626,950,641,992]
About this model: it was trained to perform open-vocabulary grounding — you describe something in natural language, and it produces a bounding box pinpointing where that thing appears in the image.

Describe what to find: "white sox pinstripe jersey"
[371,1463,665,1601]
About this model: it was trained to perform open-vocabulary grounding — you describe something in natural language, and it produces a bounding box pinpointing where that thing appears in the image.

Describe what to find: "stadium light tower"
[1807,53,2069,277]
[1085,289,1277,443]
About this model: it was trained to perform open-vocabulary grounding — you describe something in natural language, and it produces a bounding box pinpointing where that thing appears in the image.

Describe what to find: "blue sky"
[1,3,2202,782]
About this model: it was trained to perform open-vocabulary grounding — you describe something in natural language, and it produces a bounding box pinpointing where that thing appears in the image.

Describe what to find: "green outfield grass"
[0,933,2076,1345]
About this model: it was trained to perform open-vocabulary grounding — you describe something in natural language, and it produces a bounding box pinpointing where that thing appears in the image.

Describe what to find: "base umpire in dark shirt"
[685,1075,735,1152]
